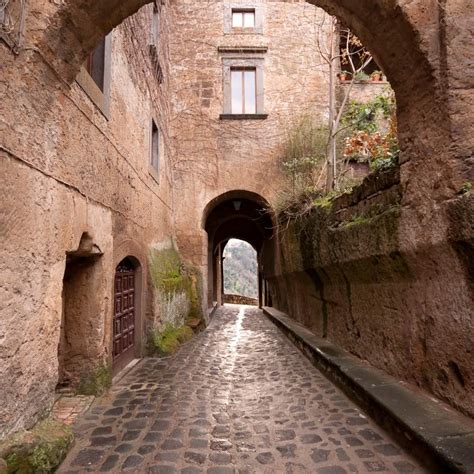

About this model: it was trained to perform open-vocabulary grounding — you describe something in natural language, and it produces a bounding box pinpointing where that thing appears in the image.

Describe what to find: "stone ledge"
[263,306,474,474]
[219,114,268,120]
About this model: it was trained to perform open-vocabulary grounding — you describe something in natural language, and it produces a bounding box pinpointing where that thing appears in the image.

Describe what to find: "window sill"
[220,114,268,120]
[226,28,263,35]
[340,79,389,85]
[149,166,160,185]
[76,67,110,119]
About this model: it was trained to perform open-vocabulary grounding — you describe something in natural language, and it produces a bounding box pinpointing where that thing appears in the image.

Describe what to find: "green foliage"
[148,246,202,357]
[149,323,194,356]
[281,116,328,195]
[459,182,472,195]
[340,204,401,228]
[354,71,370,81]
[342,92,399,170]
[370,154,398,172]
[1,420,73,473]
[223,240,258,298]
[149,247,185,294]
[342,93,394,134]
[313,190,340,210]
[78,363,112,396]
[342,213,371,228]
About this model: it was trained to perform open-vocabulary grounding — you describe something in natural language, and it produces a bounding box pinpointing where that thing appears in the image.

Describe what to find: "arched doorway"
[57,233,104,391]
[113,257,141,374]
[203,191,275,309]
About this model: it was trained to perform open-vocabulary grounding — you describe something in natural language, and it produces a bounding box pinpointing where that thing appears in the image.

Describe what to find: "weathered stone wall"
[263,169,474,417]
[0,4,174,437]
[0,0,472,440]
[167,0,332,279]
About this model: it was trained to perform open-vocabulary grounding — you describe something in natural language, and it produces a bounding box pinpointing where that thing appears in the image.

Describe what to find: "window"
[149,3,164,83]
[224,4,263,35]
[231,68,256,114]
[232,9,255,28]
[85,38,106,91]
[220,53,267,119]
[150,120,160,175]
[152,3,160,46]
[76,34,111,117]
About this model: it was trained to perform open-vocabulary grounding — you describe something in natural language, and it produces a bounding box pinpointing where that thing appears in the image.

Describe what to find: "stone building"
[0,2,176,437]
[0,0,339,438]
[167,0,335,307]
[0,0,473,442]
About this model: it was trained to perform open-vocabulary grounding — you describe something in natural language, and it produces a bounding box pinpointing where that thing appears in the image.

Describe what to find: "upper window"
[152,3,160,46]
[150,119,160,176]
[85,38,106,91]
[76,34,111,117]
[224,4,263,35]
[220,54,267,119]
[232,9,255,28]
[231,68,256,114]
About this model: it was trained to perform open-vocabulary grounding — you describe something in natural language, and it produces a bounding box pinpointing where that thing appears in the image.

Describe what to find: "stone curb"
[262,306,474,474]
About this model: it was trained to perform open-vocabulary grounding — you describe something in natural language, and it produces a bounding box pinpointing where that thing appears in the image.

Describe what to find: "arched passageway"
[203,191,274,309]
[1,0,472,441]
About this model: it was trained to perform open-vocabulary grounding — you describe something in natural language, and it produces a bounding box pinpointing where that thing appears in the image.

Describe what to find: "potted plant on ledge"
[370,70,382,82]
[339,71,351,82]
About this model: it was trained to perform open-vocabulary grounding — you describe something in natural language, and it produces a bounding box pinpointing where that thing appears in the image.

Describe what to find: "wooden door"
[113,259,136,372]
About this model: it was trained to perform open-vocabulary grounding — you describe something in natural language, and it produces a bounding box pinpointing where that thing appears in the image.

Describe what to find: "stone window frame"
[76,34,112,119]
[149,117,163,184]
[224,3,263,35]
[220,49,267,120]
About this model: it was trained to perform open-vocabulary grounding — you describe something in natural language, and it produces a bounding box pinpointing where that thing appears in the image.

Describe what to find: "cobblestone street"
[58,305,425,473]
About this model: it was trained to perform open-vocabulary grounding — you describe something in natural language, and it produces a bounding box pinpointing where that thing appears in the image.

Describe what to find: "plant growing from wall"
[342,92,399,171]
[313,17,400,192]
[315,19,376,191]
[77,363,112,396]
[280,116,328,197]
[148,245,201,356]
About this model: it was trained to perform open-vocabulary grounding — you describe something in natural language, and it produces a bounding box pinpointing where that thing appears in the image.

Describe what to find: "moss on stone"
[459,182,472,195]
[313,190,341,210]
[77,363,112,396]
[341,213,371,228]
[147,246,203,357]
[183,267,203,322]
[0,420,73,473]
[149,324,194,356]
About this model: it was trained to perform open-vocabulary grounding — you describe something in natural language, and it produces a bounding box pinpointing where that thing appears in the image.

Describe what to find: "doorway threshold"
[112,358,141,385]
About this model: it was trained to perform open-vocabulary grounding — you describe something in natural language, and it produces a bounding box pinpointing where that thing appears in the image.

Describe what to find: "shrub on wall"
[148,245,202,356]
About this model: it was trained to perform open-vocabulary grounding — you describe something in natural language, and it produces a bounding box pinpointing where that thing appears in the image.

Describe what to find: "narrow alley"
[58,305,424,473]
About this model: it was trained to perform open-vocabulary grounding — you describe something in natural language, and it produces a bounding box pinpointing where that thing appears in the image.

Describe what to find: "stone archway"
[57,233,104,390]
[28,0,468,204]
[203,190,274,308]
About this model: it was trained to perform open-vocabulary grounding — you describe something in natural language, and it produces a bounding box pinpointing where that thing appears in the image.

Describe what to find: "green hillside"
[223,240,258,298]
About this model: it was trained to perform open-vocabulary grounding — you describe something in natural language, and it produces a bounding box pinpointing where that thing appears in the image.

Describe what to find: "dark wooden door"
[113,259,136,371]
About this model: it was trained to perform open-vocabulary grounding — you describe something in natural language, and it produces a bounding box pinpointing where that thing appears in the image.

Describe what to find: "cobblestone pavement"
[58,305,426,473]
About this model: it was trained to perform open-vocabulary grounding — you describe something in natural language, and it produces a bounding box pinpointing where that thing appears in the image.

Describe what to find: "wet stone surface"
[58,305,426,473]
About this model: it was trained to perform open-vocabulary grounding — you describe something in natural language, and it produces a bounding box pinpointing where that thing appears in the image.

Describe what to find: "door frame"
[111,247,144,376]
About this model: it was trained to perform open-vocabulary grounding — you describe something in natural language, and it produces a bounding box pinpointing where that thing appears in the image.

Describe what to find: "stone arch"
[33,0,460,201]
[202,189,275,228]
[203,190,274,308]
[41,0,434,95]
[58,232,104,390]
